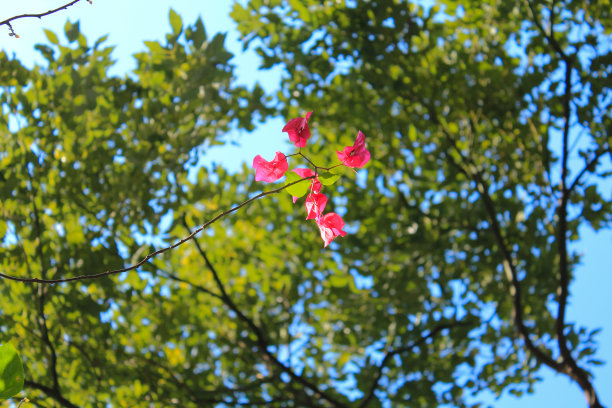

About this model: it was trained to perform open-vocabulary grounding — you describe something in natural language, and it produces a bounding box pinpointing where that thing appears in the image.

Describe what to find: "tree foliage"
[0,1,610,407]
[230,0,610,406]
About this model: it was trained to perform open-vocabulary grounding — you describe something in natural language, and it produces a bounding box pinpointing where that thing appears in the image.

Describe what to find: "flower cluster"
[252,112,371,247]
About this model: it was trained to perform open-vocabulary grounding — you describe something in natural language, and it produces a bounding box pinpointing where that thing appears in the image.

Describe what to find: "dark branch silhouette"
[27,166,62,395]
[155,269,223,301]
[568,148,609,195]
[186,219,349,408]
[524,1,604,406]
[423,102,564,372]
[0,0,86,37]
[358,321,472,408]
[24,380,79,408]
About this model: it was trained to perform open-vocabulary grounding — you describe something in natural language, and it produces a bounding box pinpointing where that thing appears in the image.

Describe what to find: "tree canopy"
[0,0,610,407]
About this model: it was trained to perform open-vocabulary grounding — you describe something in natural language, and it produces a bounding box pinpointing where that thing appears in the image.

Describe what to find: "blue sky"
[1,1,610,407]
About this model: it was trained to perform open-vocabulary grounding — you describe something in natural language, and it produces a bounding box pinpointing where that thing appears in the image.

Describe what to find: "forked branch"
[0,0,87,37]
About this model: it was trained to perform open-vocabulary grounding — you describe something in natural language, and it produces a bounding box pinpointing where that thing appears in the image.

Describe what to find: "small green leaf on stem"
[284,172,311,197]
[318,171,341,186]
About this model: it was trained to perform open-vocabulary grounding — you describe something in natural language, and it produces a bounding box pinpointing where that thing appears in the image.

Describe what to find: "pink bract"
[316,212,347,247]
[282,111,313,148]
[305,193,328,220]
[337,130,371,168]
[252,152,288,183]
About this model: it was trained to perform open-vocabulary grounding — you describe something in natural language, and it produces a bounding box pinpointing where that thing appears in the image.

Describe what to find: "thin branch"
[25,148,62,395]
[24,380,79,408]
[155,269,224,301]
[554,29,604,408]
[358,321,471,408]
[146,267,285,404]
[0,0,85,37]
[556,60,572,365]
[567,147,608,196]
[0,176,313,284]
[522,3,604,407]
[524,0,570,62]
[128,353,203,404]
[186,223,349,408]
[138,353,279,406]
[427,108,563,372]
[471,170,563,373]
[53,309,104,394]
[17,398,30,408]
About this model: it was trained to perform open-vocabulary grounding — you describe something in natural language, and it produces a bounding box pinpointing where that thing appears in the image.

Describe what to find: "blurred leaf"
[64,20,80,43]
[0,344,24,399]
[169,8,183,36]
[44,29,59,45]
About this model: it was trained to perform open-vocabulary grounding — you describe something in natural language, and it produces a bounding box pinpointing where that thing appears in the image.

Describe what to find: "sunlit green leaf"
[284,171,311,197]
[318,171,341,186]
[44,29,59,45]
[169,8,183,35]
[0,344,24,399]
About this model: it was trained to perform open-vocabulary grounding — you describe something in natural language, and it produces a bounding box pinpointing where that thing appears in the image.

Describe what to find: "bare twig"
[0,177,313,284]
[17,398,30,408]
[1,0,86,37]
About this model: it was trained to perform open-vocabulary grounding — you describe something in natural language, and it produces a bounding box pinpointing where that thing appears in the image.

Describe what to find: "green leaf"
[408,124,417,142]
[44,29,59,45]
[169,9,183,36]
[329,274,348,287]
[34,44,55,61]
[284,172,311,198]
[0,343,24,399]
[93,34,109,50]
[64,20,80,43]
[144,41,166,54]
[318,171,341,186]
[330,165,349,175]
[207,33,226,55]
[191,17,207,49]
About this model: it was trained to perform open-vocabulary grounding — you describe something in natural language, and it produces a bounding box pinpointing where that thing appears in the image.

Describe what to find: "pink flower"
[291,168,322,203]
[252,152,288,182]
[282,111,313,148]
[305,193,328,220]
[337,130,371,168]
[316,212,347,247]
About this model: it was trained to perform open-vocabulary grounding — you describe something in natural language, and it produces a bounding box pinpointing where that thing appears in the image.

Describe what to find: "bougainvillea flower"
[282,111,313,148]
[291,168,322,203]
[252,152,288,182]
[305,192,328,220]
[337,130,371,168]
[316,212,347,247]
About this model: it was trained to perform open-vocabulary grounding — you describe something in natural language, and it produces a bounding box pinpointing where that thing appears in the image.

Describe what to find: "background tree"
[230,0,610,406]
[0,1,610,408]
